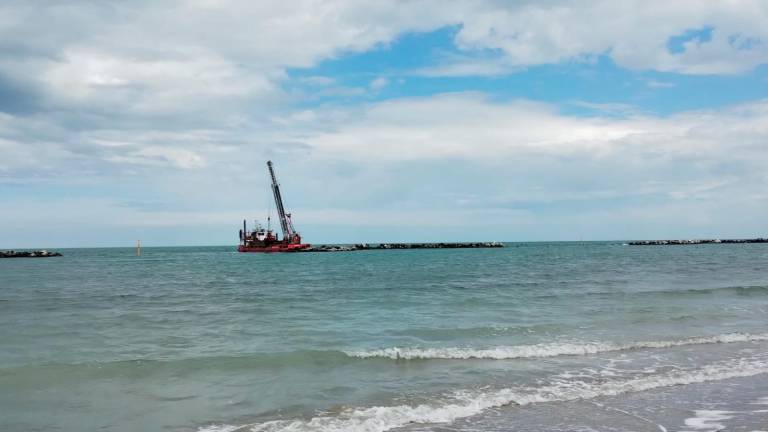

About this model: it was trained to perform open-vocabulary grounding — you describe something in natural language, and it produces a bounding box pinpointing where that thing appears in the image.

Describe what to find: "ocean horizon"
[5,238,764,250]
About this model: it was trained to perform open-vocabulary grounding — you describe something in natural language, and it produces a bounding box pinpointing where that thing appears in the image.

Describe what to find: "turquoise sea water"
[1,243,768,431]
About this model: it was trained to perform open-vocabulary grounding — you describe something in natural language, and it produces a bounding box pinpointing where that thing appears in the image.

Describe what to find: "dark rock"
[1,249,62,258]
[628,238,768,246]
[299,242,504,252]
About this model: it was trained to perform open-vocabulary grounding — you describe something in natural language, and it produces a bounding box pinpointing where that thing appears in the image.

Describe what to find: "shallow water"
[1,242,767,431]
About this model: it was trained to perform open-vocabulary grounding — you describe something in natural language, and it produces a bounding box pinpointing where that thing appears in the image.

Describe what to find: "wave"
[0,350,356,377]
[345,332,768,360]
[200,355,768,432]
[667,284,768,296]
[535,284,768,301]
[7,333,767,378]
[389,323,559,340]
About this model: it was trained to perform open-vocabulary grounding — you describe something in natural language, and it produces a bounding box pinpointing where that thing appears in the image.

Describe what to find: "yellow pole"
[137,240,141,257]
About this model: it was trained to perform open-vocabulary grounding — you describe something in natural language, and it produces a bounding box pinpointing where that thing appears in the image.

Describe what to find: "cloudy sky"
[1,0,767,247]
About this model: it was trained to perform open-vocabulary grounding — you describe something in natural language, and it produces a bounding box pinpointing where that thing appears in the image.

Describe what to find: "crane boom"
[267,161,293,241]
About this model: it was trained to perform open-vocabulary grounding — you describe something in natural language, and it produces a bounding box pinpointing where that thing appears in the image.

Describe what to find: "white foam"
[681,410,734,431]
[345,332,768,360]
[197,425,243,432]
[201,355,768,432]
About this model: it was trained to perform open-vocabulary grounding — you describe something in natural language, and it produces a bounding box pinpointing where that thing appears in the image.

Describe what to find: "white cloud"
[4,91,767,189]
[369,77,389,91]
[0,0,763,122]
[2,91,767,245]
[453,0,768,75]
[39,48,279,113]
[2,1,764,114]
[568,101,645,116]
[298,76,336,86]
[106,147,206,170]
[413,58,518,77]
[1,0,767,245]
[645,79,676,88]
[0,0,456,118]
[289,94,767,166]
[271,94,768,232]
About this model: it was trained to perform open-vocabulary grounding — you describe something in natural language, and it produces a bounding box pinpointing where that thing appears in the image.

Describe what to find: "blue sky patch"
[667,26,714,54]
[288,28,768,116]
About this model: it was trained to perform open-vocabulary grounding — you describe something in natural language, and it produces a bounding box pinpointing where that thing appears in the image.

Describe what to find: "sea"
[1,242,767,432]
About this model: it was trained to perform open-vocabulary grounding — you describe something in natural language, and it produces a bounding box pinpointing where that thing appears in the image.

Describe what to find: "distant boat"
[237,161,311,253]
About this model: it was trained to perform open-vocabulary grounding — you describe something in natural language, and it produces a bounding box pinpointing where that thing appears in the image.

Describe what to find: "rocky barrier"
[304,242,504,252]
[1,250,62,258]
[629,238,768,246]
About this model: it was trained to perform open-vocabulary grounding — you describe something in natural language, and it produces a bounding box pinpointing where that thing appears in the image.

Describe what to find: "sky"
[1,0,767,247]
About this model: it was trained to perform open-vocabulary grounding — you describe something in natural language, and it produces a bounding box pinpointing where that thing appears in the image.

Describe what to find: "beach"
[1,243,767,431]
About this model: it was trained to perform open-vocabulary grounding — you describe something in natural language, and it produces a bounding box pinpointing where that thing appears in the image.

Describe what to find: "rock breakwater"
[304,242,504,252]
[1,250,62,258]
[629,238,768,246]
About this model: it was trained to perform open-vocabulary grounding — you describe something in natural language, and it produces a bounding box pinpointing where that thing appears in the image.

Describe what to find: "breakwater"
[304,242,504,252]
[1,250,62,258]
[629,238,768,246]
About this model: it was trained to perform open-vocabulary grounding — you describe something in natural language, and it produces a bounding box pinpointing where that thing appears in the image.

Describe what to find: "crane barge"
[237,161,504,253]
[237,161,311,252]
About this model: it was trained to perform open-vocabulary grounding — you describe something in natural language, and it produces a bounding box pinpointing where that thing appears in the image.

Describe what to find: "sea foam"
[344,332,768,360]
[200,354,768,432]
[681,410,734,432]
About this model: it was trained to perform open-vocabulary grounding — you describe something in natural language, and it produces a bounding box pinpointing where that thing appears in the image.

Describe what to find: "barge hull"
[237,244,311,253]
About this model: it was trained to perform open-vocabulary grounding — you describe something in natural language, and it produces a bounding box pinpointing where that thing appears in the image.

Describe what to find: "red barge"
[238,161,311,253]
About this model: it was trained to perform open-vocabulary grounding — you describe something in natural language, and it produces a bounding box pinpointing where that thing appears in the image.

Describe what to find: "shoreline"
[408,373,768,432]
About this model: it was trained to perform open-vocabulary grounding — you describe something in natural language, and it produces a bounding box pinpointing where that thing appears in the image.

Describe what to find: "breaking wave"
[199,354,768,432]
[345,332,768,360]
